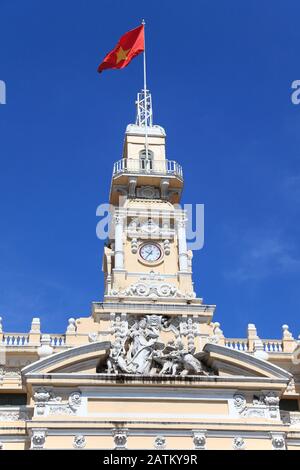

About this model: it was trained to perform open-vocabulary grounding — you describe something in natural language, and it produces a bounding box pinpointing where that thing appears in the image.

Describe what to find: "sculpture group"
[100,315,213,376]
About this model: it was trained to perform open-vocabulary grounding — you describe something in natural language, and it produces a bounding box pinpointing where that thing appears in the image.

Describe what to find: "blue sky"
[0,0,300,340]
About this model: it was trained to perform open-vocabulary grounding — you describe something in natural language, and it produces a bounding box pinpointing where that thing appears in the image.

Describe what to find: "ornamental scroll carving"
[33,389,82,417]
[109,280,196,300]
[98,315,214,377]
[233,392,280,420]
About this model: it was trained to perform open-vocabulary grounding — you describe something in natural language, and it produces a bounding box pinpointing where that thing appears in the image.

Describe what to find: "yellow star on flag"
[116,46,130,64]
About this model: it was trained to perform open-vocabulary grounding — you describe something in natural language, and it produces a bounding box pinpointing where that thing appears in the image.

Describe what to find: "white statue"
[101,315,212,377]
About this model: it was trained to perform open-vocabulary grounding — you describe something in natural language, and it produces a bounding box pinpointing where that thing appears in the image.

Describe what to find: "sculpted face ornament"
[271,434,286,450]
[69,391,82,410]
[233,436,245,450]
[154,435,166,450]
[73,435,86,449]
[112,429,128,449]
[233,394,246,411]
[31,430,47,449]
[193,433,206,450]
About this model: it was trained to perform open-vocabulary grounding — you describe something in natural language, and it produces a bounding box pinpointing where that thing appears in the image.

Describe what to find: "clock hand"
[146,250,153,259]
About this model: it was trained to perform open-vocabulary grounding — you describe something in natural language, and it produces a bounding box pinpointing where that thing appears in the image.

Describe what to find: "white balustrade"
[112,158,183,179]
[1,333,66,348]
[225,339,249,352]
[225,338,284,353]
[50,335,66,347]
[1,334,29,346]
[262,340,283,353]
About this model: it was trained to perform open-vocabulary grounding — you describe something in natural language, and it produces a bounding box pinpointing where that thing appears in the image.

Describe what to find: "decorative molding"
[110,278,195,300]
[33,388,82,417]
[136,186,160,199]
[0,366,21,378]
[0,409,28,422]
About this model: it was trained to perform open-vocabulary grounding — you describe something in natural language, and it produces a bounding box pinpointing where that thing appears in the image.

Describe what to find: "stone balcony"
[110,158,184,205]
[112,158,183,180]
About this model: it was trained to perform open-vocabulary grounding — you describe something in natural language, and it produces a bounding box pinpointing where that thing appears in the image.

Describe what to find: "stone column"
[176,217,188,272]
[114,212,125,270]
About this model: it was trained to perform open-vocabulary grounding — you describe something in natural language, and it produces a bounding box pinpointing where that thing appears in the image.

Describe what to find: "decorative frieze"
[0,408,28,422]
[232,392,280,420]
[33,388,82,417]
[136,186,160,199]
[0,366,21,379]
[109,278,195,300]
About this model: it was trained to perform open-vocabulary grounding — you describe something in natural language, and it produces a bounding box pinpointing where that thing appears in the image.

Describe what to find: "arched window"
[139,149,153,170]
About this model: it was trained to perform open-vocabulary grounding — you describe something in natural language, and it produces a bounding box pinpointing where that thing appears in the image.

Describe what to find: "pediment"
[203,343,292,380]
[22,340,292,384]
[22,341,111,375]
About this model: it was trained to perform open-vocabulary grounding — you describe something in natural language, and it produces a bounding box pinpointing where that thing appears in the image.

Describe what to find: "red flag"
[98,25,144,73]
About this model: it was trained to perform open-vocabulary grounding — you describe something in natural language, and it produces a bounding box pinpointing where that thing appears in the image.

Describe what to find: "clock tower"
[94,89,215,337]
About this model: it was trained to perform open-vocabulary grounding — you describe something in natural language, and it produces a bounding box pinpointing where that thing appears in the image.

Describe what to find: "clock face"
[139,243,162,263]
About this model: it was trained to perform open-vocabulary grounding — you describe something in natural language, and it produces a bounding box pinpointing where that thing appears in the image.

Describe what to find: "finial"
[282,324,293,339]
[66,318,76,333]
[142,19,145,25]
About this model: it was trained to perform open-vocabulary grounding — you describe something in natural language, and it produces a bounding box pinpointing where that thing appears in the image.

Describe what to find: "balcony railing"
[112,158,183,180]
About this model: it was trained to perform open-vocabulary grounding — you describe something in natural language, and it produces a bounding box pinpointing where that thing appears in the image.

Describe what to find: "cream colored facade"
[0,92,300,451]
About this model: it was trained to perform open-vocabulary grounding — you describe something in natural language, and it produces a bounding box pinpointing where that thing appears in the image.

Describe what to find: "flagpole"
[142,19,149,159]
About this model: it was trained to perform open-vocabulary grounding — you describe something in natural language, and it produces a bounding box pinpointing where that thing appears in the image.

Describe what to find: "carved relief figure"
[100,315,214,377]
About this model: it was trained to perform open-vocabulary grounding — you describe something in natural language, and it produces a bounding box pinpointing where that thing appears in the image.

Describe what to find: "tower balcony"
[112,158,183,180]
[110,158,184,205]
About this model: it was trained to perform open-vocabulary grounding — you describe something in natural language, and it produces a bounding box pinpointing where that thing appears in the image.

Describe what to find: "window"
[139,149,153,170]
[0,393,27,406]
[279,399,299,411]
